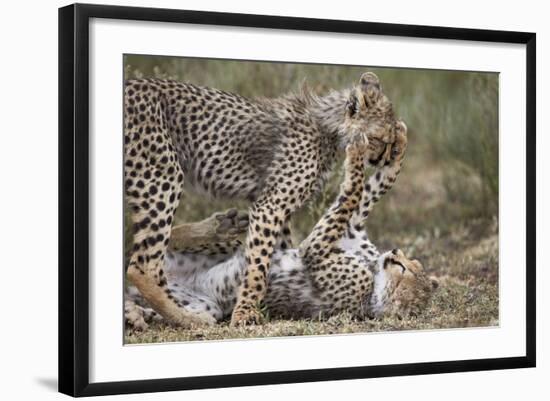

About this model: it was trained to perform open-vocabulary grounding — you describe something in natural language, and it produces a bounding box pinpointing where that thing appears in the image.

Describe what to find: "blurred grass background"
[124,55,498,245]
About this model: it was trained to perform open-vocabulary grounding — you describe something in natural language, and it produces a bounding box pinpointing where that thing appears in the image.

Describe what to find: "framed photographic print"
[58,3,536,397]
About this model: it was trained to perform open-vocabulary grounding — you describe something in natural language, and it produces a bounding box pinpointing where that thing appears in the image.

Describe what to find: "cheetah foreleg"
[299,135,369,260]
[352,121,408,226]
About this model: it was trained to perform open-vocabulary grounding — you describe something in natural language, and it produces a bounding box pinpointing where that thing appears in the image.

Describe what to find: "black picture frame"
[58,3,536,397]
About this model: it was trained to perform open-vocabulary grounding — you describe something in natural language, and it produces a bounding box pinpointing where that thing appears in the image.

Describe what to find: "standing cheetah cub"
[124,71,400,326]
[126,123,439,328]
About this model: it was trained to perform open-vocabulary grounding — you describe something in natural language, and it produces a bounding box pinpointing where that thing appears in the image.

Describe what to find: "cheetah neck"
[368,255,393,318]
[309,88,351,147]
[307,89,351,191]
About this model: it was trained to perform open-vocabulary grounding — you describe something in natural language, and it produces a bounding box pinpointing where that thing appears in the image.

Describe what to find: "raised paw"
[366,138,392,167]
[346,132,369,159]
[230,305,263,326]
[390,121,408,162]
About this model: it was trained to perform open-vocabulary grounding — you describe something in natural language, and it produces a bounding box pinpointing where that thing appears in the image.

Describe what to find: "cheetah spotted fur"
[124,71,399,326]
[125,126,438,328]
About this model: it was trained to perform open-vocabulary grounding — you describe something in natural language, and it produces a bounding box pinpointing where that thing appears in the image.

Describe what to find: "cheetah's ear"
[359,72,381,107]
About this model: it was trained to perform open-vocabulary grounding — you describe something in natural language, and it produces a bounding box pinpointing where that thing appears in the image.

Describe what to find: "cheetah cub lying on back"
[126,124,438,329]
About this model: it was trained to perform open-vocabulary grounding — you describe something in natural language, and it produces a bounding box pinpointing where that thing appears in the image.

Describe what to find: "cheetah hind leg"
[126,163,216,328]
[169,208,249,255]
[124,209,248,331]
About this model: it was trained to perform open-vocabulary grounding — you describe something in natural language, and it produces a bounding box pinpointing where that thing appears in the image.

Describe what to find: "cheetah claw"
[390,123,408,161]
[346,132,369,156]
[230,307,263,326]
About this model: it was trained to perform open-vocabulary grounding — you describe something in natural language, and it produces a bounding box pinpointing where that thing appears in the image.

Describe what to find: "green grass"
[123,56,499,342]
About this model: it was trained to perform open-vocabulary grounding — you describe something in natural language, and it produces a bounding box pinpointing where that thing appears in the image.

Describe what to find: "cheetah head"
[339,72,401,166]
[367,249,438,319]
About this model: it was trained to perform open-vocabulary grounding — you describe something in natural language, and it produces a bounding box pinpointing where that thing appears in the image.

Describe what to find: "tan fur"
[124,72,402,327]
[169,209,248,255]
[380,250,439,318]
[125,124,438,329]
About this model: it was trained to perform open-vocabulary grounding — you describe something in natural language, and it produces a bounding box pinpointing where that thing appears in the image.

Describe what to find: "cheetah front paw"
[390,121,408,162]
[230,305,263,326]
[346,132,369,158]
